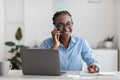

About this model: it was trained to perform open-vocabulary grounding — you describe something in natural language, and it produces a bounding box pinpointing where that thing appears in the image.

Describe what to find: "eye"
[67,23,71,26]
[55,24,64,28]
[66,22,73,26]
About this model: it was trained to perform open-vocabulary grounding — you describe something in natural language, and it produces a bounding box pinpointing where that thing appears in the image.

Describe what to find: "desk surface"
[0,70,120,80]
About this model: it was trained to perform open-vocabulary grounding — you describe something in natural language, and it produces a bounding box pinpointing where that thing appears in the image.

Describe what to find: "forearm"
[50,44,58,50]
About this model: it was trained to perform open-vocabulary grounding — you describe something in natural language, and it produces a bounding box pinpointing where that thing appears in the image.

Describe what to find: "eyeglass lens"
[55,22,73,29]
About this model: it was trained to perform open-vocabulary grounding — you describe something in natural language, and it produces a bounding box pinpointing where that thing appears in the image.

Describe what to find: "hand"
[88,64,99,73]
[51,28,61,49]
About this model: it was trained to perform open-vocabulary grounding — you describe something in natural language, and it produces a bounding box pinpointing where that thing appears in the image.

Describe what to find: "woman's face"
[54,14,73,38]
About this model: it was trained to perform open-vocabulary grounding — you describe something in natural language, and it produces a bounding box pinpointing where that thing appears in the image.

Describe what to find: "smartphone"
[57,33,60,40]
[54,27,61,41]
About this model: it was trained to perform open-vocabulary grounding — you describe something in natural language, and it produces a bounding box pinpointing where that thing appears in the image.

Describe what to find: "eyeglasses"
[55,22,73,30]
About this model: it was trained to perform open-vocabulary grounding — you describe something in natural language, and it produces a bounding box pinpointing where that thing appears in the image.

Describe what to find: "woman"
[40,11,101,73]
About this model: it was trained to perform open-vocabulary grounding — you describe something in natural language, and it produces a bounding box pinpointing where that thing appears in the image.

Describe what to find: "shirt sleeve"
[81,38,101,71]
[40,40,49,49]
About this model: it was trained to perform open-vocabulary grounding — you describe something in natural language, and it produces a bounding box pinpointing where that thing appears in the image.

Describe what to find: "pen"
[94,53,97,65]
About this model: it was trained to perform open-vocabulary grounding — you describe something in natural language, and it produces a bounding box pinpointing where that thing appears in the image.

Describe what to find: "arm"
[40,28,61,50]
[81,39,101,73]
[50,28,61,50]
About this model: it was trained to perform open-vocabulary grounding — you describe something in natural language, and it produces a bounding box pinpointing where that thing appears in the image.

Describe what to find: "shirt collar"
[70,35,77,43]
[59,35,76,47]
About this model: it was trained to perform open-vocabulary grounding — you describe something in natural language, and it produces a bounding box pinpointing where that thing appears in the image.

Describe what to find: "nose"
[62,26,69,31]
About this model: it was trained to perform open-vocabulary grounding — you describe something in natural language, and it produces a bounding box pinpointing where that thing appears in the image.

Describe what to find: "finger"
[88,68,94,73]
[89,67,98,73]
[52,29,61,33]
[89,66,97,70]
[90,64,97,68]
[55,32,61,39]
[52,28,57,33]
[88,65,98,73]
[51,30,60,36]
[53,27,57,31]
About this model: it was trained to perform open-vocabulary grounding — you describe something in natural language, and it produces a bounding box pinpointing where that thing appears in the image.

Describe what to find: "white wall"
[116,0,120,70]
[5,0,24,43]
[4,0,24,59]
[24,0,116,48]
[3,0,120,70]
[67,0,116,48]
[116,0,120,48]
[0,0,5,61]
[4,0,117,48]
[24,0,53,47]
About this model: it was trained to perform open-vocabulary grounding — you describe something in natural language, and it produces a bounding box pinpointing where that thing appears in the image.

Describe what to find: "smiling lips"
[61,29,70,34]
[61,31,69,34]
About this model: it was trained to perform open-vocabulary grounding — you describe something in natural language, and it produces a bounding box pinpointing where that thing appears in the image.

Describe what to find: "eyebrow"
[56,21,72,24]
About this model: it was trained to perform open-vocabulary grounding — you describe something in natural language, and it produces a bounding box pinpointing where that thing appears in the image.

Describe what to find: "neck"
[60,36,71,48]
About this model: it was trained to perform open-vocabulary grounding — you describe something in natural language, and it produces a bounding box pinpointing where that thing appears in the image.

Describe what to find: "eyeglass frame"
[54,21,73,30]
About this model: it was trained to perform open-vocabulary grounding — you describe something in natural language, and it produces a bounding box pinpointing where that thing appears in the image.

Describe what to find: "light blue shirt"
[40,35,101,71]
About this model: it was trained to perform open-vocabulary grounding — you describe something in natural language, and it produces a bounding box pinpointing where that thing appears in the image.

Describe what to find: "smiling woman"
[23,0,116,48]
[40,11,101,72]
[0,0,119,73]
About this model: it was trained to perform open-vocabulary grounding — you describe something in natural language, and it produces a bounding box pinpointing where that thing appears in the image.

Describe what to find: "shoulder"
[40,37,53,49]
[42,37,53,44]
[71,35,86,42]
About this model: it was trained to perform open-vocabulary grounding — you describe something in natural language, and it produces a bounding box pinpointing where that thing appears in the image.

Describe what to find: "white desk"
[0,70,120,80]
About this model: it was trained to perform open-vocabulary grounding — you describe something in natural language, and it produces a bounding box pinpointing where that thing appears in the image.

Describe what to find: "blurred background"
[0,0,120,71]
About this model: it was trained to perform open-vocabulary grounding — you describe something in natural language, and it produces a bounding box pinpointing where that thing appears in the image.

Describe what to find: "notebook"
[79,71,116,76]
[20,49,61,76]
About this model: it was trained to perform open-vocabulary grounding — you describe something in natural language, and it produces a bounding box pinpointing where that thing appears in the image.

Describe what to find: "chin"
[61,33,71,38]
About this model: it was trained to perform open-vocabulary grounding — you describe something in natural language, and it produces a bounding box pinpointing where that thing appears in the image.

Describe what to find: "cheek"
[57,29,62,32]
[69,28,72,33]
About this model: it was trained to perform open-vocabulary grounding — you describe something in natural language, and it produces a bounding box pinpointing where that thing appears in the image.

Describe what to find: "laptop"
[20,49,61,76]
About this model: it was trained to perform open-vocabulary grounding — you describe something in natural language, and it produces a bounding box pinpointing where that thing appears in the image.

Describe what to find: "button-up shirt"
[40,35,101,71]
